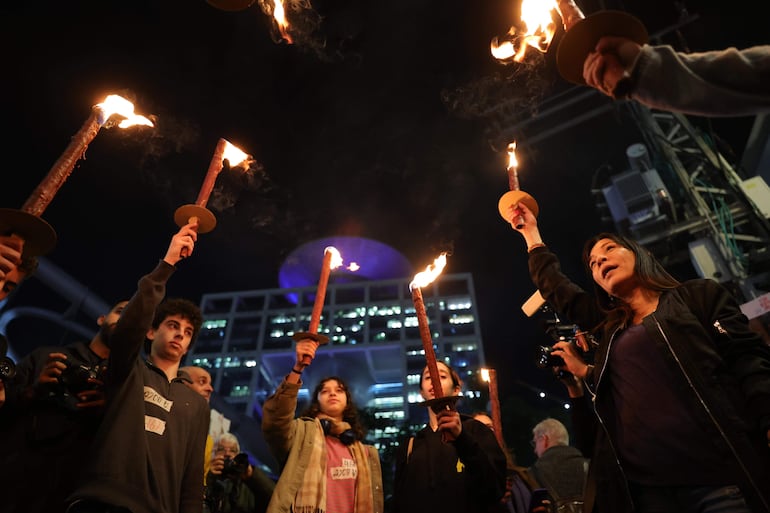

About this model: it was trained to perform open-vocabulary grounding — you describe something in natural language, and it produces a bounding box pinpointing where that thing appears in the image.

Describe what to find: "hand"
[583,36,642,97]
[37,352,69,386]
[0,235,23,280]
[294,339,317,371]
[555,367,584,398]
[163,222,198,266]
[436,408,462,442]
[210,453,225,475]
[509,202,543,249]
[550,341,588,379]
[75,388,106,409]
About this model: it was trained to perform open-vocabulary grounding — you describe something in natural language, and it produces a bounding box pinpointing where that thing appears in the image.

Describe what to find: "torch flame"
[222,140,251,169]
[96,94,154,128]
[481,368,491,382]
[507,141,518,171]
[272,0,293,44]
[347,262,360,272]
[326,246,343,270]
[491,0,559,63]
[409,253,448,290]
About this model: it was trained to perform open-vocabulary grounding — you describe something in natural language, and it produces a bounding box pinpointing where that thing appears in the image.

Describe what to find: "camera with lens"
[59,361,105,393]
[535,309,592,379]
[0,355,16,382]
[0,334,15,382]
[537,344,566,369]
[221,453,250,477]
[53,359,107,410]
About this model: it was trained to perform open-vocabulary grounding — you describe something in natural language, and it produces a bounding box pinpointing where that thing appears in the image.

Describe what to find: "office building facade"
[186,270,489,452]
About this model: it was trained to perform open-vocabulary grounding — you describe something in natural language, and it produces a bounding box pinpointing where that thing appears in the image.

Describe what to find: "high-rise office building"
[185,236,490,468]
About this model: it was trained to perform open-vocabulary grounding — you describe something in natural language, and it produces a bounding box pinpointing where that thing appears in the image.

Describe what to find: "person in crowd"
[510,201,770,513]
[472,411,541,513]
[65,222,210,513]
[0,300,128,513]
[180,365,216,480]
[528,418,589,513]
[581,36,770,116]
[204,432,275,513]
[181,365,214,402]
[392,361,507,513]
[261,338,383,513]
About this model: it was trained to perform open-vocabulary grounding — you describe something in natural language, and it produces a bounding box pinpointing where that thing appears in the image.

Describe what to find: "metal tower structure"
[627,104,770,302]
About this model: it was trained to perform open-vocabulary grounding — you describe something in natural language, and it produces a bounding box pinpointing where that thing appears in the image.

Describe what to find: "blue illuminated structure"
[278,236,414,303]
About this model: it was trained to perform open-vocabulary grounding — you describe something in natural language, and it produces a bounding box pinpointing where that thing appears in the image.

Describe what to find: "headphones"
[319,418,357,446]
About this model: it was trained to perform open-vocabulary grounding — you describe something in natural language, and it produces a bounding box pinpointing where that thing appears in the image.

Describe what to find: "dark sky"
[1,0,763,401]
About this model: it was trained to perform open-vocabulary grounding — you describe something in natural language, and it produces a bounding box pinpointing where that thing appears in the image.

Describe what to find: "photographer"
[510,201,770,513]
[205,432,275,513]
[0,300,127,513]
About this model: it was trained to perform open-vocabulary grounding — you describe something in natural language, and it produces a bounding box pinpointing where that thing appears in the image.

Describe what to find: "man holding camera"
[205,432,275,513]
[0,299,128,513]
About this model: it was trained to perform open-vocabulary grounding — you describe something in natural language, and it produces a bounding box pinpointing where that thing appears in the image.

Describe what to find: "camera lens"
[0,356,16,380]
[536,346,564,368]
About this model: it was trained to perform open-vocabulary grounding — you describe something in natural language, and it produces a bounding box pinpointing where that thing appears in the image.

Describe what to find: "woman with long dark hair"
[261,339,383,513]
[511,201,770,513]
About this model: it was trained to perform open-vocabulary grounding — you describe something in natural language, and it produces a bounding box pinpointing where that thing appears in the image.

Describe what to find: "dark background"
[1,0,765,463]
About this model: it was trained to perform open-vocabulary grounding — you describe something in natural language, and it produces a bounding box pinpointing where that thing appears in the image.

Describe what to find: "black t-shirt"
[607,324,728,486]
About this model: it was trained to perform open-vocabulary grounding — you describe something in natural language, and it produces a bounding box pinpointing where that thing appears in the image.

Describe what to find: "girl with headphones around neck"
[262,339,384,513]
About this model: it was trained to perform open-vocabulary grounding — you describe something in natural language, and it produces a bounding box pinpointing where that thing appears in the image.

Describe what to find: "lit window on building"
[447,299,471,310]
[370,396,404,408]
[374,410,405,420]
[224,357,242,368]
[407,391,424,403]
[449,314,474,324]
[203,319,227,330]
[230,385,250,397]
[270,314,293,324]
[387,319,402,329]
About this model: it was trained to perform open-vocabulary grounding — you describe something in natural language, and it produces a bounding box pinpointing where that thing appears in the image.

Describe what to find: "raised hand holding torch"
[410,253,460,441]
[174,138,251,257]
[292,247,345,365]
[498,141,539,229]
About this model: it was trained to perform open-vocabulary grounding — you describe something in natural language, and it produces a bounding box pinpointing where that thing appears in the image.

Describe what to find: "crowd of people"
[0,30,769,513]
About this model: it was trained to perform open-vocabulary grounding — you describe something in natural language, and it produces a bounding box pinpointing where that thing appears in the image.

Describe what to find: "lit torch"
[497,141,538,229]
[0,94,153,257]
[481,368,505,449]
[292,246,356,364]
[492,0,647,85]
[272,0,293,44]
[174,138,251,246]
[410,253,460,426]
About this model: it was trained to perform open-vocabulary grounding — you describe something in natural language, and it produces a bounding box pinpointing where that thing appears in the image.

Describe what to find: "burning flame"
[325,247,360,272]
[326,246,343,270]
[481,368,491,382]
[96,94,154,128]
[222,140,251,169]
[272,0,293,44]
[507,141,518,171]
[409,253,448,290]
[491,0,559,63]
